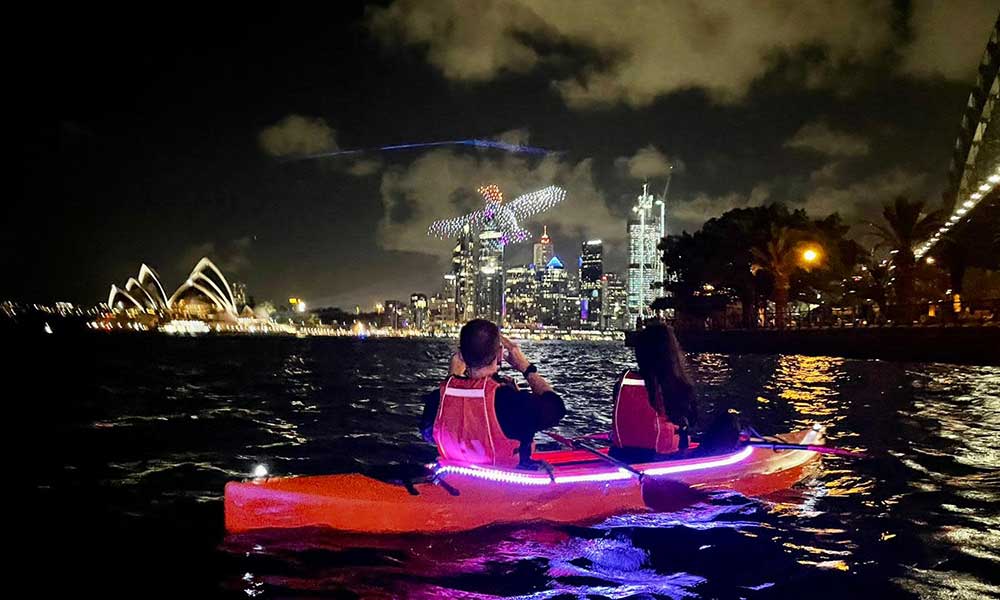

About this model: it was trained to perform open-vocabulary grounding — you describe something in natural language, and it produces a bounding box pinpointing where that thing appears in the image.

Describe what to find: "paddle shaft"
[748,441,866,458]
[555,432,865,459]
[542,431,645,479]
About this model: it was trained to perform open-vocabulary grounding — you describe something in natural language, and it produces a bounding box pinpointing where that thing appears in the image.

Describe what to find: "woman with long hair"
[609,323,706,462]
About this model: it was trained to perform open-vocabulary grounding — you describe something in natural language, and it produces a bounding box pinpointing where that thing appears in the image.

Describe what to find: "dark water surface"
[18,335,1000,598]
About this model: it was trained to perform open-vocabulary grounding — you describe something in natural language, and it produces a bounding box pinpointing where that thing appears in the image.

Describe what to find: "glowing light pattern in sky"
[428,184,567,247]
[287,139,559,161]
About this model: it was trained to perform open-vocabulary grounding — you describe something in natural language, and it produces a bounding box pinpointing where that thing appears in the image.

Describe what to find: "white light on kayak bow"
[253,464,268,478]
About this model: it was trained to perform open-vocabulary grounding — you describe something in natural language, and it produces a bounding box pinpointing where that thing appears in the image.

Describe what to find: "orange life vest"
[611,369,682,454]
[432,376,523,467]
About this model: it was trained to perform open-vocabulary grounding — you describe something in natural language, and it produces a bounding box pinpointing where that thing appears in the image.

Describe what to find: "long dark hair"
[634,324,697,427]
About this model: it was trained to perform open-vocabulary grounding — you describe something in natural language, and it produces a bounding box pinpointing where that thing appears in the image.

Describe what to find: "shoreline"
[670,326,1000,366]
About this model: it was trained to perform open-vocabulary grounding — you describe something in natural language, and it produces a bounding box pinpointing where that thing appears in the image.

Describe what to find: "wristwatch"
[522,363,538,376]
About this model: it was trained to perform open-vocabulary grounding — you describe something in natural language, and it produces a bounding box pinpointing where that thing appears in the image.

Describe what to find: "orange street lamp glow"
[802,248,819,263]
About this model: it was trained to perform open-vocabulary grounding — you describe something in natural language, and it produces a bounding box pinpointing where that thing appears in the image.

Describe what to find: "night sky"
[11,2,998,308]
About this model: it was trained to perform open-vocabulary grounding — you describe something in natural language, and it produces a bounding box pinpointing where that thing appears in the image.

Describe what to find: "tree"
[751,226,815,328]
[868,197,945,320]
[664,205,795,327]
[662,203,862,329]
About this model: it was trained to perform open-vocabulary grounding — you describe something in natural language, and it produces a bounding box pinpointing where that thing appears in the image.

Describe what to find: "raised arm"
[501,335,553,396]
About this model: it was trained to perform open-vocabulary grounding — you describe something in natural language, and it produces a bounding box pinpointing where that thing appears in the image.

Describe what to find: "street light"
[801,248,819,264]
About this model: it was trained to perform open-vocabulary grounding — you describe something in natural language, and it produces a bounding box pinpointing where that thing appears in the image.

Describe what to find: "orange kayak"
[225,428,823,534]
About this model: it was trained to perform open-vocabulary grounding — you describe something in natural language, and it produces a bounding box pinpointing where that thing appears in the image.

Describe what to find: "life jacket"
[432,375,523,467]
[611,369,683,454]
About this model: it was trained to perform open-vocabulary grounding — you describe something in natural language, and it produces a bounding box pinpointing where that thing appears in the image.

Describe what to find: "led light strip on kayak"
[433,445,755,486]
[641,445,754,476]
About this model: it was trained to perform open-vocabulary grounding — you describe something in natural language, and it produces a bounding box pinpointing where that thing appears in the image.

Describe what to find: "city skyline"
[11,4,999,309]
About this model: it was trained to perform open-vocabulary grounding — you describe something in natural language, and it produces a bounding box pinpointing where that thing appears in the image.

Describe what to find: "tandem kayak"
[225,427,824,534]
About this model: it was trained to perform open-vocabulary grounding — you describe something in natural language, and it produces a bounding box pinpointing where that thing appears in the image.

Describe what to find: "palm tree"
[868,197,945,319]
[752,226,807,329]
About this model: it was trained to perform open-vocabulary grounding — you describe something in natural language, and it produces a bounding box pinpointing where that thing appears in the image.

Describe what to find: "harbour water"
[19,334,999,598]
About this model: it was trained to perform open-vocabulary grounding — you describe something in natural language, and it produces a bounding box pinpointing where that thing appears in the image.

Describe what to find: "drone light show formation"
[428,184,567,246]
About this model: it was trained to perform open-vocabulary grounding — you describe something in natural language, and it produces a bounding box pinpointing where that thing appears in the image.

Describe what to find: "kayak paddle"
[542,430,646,479]
[542,430,709,511]
[747,440,867,459]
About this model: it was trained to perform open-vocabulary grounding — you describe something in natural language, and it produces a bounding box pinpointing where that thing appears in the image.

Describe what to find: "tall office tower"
[537,256,569,327]
[580,240,603,327]
[504,265,537,327]
[627,183,663,328]
[452,223,477,323]
[383,299,405,329]
[601,272,628,330]
[564,268,581,328]
[533,225,554,268]
[476,223,504,323]
[410,293,428,330]
[441,273,458,324]
[427,293,444,327]
[429,292,457,327]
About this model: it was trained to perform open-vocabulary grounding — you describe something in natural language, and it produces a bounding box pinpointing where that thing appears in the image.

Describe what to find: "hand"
[449,352,467,376]
[500,335,531,373]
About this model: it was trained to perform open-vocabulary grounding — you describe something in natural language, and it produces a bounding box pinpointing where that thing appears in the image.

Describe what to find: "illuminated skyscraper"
[537,256,569,326]
[452,223,477,323]
[428,293,456,328]
[565,268,580,328]
[533,225,554,268]
[410,293,428,330]
[383,299,405,329]
[476,223,504,323]
[627,183,664,327]
[504,265,537,327]
[441,273,458,324]
[580,240,603,327]
[601,273,628,330]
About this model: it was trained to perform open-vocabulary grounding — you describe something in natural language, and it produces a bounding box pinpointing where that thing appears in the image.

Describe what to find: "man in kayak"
[420,319,566,469]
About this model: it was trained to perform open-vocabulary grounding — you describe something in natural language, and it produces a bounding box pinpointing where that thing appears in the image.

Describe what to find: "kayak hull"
[225,428,823,534]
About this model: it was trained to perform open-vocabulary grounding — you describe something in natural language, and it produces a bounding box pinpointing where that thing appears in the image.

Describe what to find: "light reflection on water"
[24,336,999,598]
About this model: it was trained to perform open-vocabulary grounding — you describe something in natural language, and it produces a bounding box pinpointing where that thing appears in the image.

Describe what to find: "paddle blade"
[641,477,709,512]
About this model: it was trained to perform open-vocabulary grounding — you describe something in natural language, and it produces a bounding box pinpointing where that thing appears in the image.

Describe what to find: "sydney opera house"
[107,257,244,321]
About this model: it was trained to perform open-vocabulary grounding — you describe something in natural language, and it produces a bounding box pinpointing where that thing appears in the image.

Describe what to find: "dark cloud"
[785,121,870,157]
[670,184,772,234]
[369,0,914,107]
[370,1,997,109]
[178,237,254,277]
[800,168,928,230]
[615,145,679,180]
[901,1,999,79]
[347,158,383,177]
[259,115,338,157]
